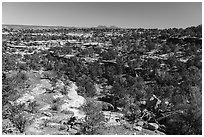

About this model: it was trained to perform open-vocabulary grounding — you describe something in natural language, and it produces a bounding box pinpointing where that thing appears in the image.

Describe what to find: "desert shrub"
[2,119,16,134]
[2,72,27,110]
[76,75,97,97]
[10,71,28,90]
[80,100,105,135]
[59,86,67,95]
[6,103,28,133]
[2,83,19,107]
[51,103,59,111]
[123,95,141,122]
[159,85,202,135]
[84,81,97,97]
[26,101,39,113]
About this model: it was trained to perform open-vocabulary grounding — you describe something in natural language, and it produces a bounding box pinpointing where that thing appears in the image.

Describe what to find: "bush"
[123,95,141,122]
[6,103,28,133]
[160,86,202,135]
[76,75,97,97]
[2,72,27,108]
[26,101,39,113]
[80,100,105,135]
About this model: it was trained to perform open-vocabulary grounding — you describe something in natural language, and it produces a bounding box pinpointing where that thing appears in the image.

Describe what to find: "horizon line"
[2,23,202,30]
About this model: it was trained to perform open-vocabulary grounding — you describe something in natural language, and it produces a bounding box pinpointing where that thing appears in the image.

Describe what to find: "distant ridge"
[96,25,120,29]
[3,24,121,30]
[96,25,107,29]
[3,24,200,30]
[2,24,71,30]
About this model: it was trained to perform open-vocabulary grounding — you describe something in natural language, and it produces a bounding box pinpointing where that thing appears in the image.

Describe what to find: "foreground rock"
[146,123,159,131]
[96,124,165,135]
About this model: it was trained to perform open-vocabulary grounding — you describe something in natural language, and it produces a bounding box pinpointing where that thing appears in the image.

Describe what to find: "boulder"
[55,80,65,91]
[39,104,51,111]
[31,84,46,96]
[133,126,142,131]
[46,122,61,128]
[137,128,165,135]
[60,105,85,119]
[63,96,86,108]
[16,93,35,105]
[66,82,79,99]
[53,92,64,99]
[69,128,78,135]
[147,123,159,131]
[58,125,67,131]
[136,121,144,127]
[103,111,124,126]
[51,113,73,123]
[40,79,53,90]
[41,111,53,117]
[103,111,124,119]
[96,101,114,111]
[72,124,81,131]
[94,83,103,95]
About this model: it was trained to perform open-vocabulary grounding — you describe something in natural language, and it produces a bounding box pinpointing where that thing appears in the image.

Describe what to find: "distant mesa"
[109,25,118,29]
[96,25,119,29]
[96,25,107,29]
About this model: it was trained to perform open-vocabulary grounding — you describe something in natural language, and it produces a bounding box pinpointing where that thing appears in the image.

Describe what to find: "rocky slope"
[3,70,165,135]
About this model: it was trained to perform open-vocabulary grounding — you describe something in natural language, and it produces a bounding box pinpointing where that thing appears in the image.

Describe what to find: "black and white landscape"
[2,2,202,135]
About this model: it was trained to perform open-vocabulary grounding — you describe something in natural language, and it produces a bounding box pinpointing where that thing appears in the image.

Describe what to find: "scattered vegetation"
[2,25,202,135]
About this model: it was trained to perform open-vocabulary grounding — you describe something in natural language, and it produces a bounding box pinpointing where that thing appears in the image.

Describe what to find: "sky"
[2,2,202,29]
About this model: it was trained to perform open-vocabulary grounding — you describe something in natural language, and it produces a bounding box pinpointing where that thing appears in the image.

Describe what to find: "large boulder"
[103,111,124,126]
[133,126,142,131]
[147,123,159,131]
[94,101,114,111]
